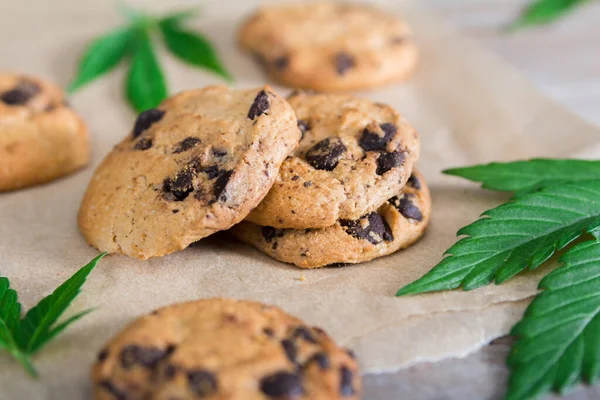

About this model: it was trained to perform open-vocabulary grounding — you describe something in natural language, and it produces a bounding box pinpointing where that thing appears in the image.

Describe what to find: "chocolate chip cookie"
[239,3,419,91]
[0,73,89,191]
[92,298,361,400]
[233,171,430,268]
[246,91,420,229]
[78,85,301,259]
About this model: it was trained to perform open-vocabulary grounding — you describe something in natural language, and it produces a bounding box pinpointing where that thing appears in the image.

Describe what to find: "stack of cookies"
[232,91,429,268]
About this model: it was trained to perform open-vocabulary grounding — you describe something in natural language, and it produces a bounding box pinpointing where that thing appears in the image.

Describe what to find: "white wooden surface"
[365,1,600,399]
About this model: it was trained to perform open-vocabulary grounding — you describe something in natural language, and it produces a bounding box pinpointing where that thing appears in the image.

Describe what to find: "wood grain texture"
[365,1,600,398]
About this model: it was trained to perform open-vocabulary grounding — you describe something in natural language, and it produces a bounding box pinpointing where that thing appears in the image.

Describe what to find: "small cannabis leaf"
[69,4,231,111]
[0,253,106,377]
[508,0,592,31]
[445,159,600,194]
[507,239,600,399]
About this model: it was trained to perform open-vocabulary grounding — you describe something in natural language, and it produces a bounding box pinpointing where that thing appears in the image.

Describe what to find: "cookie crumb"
[298,274,306,281]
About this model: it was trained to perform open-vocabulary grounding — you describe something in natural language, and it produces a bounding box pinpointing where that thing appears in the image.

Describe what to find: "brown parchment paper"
[1,0,599,397]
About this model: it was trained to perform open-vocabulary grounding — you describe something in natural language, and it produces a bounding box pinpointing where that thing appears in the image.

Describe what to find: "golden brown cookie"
[92,298,361,400]
[0,73,89,191]
[239,2,418,91]
[233,171,430,269]
[246,90,420,229]
[78,86,301,259]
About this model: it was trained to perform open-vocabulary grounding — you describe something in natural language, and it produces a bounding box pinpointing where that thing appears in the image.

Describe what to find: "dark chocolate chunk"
[213,169,233,202]
[303,181,313,187]
[260,372,303,397]
[248,90,270,119]
[327,262,351,268]
[297,120,310,139]
[281,339,297,363]
[293,326,317,344]
[187,369,218,397]
[134,138,152,151]
[340,366,355,396]
[263,327,275,337]
[119,345,173,369]
[99,380,128,400]
[262,227,279,243]
[407,174,421,189]
[212,148,228,157]
[0,81,40,106]
[163,165,196,201]
[173,137,201,153]
[97,349,109,363]
[376,151,405,175]
[390,194,423,221]
[291,175,300,181]
[274,56,289,70]
[341,212,393,245]
[359,123,397,151]
[272,241,279,250]
[306,352,330,370]
[305,137,346,171]
[133,108,165,138]
[200,165,220,180]
[335,52,355,75]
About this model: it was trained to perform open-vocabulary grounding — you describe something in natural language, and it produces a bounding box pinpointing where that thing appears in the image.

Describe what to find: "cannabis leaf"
[397,179,600,295]
[508,0,592,31]
[0,253,106,377]
[69,4,231,111]
[507,239,600,399]
[445,159,600,194]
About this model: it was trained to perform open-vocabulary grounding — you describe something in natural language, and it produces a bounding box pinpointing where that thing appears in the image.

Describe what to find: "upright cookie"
[93,298,361,400]
[0,73,89,191]
[233,171,430,268]
[78,86,301,259]
[246,91,419,229]
[239,2,418,91]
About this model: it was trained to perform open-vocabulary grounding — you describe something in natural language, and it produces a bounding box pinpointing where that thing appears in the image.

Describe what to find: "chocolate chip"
[172,209,180,214]
[297,120,310,139]
[263,327,275,337]
[262,227,279,243]
[200,165,219,180]
[272,241,279,250]
[164,364,179,380]
[306,137,346,171]
[359,123,397,151]
[260,372,303,397]
[99,380,128,400]
[291,175,300,181]
[327,262,351,268]
[345,348,356,359]
[390,194,423,221]
[213,169,233,202]
[134,138,152,151]
[120,345,173,369]
[340,366,355,396]
[97,349,109,362]
[133,108,165,138]
[248,90,270,119]
[335,52,355,75]
[274,56,289,70]
[187,369,218,397]
[163,165,196,201]
[293,326,317,344]
[307,352,330,370]
[212,148,227,157]
[0,81,40,106]
[281,339,297,363]
[173,137,201,153]
[407,174,421,189]
[376,151,405,175]
[303,181,313,187]
[341,212,394,244]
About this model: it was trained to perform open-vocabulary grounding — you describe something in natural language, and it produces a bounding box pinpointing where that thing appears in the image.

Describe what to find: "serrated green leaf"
[0,277,36,377]
[397,180,600,296]
[505,239,600,400]
[444,159,600,194]
[68,27,133,93]
[126,28,168,112]
[159,19,232,81]
[17,253,106,354]
[508,0,592,31]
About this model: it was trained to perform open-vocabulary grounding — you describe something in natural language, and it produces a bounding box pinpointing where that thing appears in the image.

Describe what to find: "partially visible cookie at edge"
[246,90,420,229]
[78,85,301,259]
[233,171,430,269]
[0,73,89,191]
[239,2,419,91]
[92,298,362,400]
